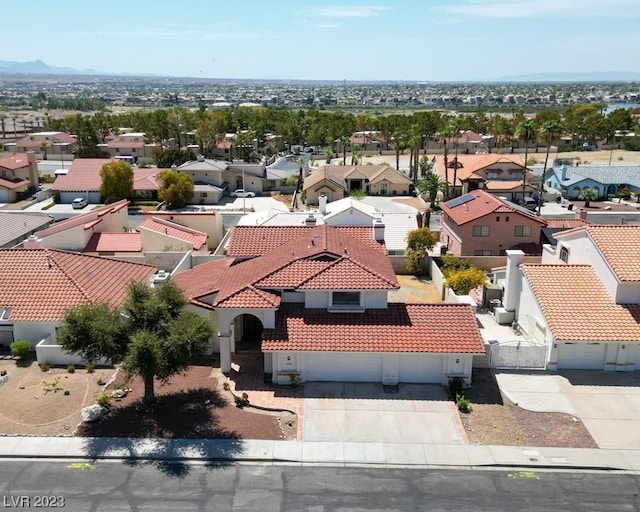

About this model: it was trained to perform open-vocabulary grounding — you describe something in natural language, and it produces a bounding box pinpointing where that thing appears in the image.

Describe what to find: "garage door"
[305,353,382,382]
[557,342,605,370]
[398,354,443,383]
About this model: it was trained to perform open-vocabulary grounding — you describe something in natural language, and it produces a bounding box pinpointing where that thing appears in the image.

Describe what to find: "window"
[474,250,491,256]
[487,172,501,179]
[510,172,522,179]
[505,216,510,222]
[514,225,532,237]
[496,216,500,222]
[201,192,208,198]
[559,246,569,263]
[472,225,490,237]
[332,291,361,307]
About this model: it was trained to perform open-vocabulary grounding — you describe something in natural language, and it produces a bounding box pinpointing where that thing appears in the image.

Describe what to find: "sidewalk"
[0,436,638,472]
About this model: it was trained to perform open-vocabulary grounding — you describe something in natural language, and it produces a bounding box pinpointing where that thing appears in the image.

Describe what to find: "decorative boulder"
[81,404,107,423]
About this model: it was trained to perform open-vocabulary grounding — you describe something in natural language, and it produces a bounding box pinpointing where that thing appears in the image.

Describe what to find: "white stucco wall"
[362,290,388,309]
[13,322,57,348]
[304,291,329,308]
[282,291,305,303]
[325,208,373,227]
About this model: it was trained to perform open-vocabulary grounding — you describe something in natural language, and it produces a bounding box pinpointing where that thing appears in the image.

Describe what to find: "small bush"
[618,156,624,161]
[10,340,31,359]
[67,364,75,374]
[448,377,464,400]
[95,391,111,408]
[41,201,56,211]
[456,394,472,413]
[85,362,95,373]
[40,362,51,372]
[97,377,106,386]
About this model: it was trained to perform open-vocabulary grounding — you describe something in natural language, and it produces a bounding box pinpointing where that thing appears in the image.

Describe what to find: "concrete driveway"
[495,370,640,449]
[302,382,463,444]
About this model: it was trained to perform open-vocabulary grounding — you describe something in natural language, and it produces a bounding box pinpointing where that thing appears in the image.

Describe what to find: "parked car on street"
[230,189,255,198]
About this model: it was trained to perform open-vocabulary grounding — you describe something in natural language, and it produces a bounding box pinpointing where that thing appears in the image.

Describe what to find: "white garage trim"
[557,342,606,370]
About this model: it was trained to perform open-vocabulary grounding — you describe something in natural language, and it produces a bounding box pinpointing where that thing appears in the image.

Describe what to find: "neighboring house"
[137,217,209,253]
[544,165,640,199]
[52,158,161,203]
[174,224,484,385]
[501,225,640,371]
[140,211,223,251]
[303,164,412,204]
[0,248,156,348]
[433,154,539,203]
[264,153,310,193]
[175,156,266,202]
[24,200,130,251]
[541,211,590,246]
[439,189,547,256]
[97,132,158,163]
[0,212,54,248]
[0,153,39,202]
[343,131,387,152]
[4,131,77,160]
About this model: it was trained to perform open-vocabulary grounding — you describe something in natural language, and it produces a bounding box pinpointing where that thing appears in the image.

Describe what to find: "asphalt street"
[1,460,638,511]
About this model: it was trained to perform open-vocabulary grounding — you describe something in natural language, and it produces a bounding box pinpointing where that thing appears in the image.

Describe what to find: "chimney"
[23,234,43,249]
[26,151,39,188]
[372,217,385,242]
[319,194,328,215]
[577,208,588,221]
[561,165,567,181]
[45,252,52,269]
[503,250,524,311]
[305,213,317,226]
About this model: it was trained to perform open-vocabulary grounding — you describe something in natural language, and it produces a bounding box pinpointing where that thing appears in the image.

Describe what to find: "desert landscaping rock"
[81,404,107,423]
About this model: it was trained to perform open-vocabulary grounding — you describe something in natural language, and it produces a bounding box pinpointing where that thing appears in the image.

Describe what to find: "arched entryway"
[232,313,264,351]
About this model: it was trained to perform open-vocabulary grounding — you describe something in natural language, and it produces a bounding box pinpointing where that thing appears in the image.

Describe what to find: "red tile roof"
[175,224,398,309]
[440,189,546,226]
[138,217,208,250]
[522,264,640,342]
[0,248,156,322]
[83,233,142,253]
[52,158,115,192]
[0,177,28,190]
[107,141,145,148]
[262,303,485,353]
[434,153,527,186]
[545,217,590,229]
[585,226,640,281]
[36,200,129,238]
[226,226,385,257]
[132,168,162,191]
[298,258,398,290]
[0,154,30,171]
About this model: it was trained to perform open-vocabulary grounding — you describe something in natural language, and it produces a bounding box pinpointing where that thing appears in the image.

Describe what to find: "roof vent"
[197,154,205,162]
[305,213,317,226]
[152,270,170,286]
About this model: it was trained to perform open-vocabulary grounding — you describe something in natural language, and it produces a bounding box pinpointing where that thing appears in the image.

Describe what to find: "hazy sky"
[9,0,640,80]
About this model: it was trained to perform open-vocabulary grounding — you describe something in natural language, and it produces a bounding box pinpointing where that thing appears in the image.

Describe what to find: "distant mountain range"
[494,71,640,82]
[0,59,103,75]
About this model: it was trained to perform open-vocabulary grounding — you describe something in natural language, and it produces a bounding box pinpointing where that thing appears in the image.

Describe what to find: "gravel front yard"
[458,369,597,448]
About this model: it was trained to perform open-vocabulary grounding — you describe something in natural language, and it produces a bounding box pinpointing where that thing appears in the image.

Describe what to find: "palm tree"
[418,172,445,203]
[0,115,6,139]
[515,119,537,204]
[450,117,465,199]
[537,120,563,215]
[579,188,598,208]
[437,124,454,200]
[350,143,360,165]
[40,141,48,160]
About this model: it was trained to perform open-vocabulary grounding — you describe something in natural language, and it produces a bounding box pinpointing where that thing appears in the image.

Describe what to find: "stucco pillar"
[503,250,524,311]
[218,331,231,373]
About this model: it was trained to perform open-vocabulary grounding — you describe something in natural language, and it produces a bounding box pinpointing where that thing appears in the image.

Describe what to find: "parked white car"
[71,197,88,209]
[230,189,255,198]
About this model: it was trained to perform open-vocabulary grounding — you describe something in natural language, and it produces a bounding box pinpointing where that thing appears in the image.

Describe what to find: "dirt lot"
[0,359,115,436]
[76,362,292,440]
[458,369,597,448]
[389,275,442,303]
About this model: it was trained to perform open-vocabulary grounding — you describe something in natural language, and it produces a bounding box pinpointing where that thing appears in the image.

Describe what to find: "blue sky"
[9,0,640,80]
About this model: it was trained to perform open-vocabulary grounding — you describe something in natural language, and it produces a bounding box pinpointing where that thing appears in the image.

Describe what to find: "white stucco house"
[174,223,485,385]
[501,225,640,371]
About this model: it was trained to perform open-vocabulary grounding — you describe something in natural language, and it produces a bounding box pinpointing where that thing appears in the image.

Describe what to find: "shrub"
[97,377,106,386]
[40,362,51,372]
[448,377,464,401]
[446,267,486,295]
[440,255,472,277]
[67,364,75,373]
[95,391,111,407]
[85,362,95,373]
[41,201,56,211]
[10,340,31,359]
[456,394,472,413]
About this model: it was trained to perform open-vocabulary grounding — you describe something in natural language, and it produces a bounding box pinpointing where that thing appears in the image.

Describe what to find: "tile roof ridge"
[45,250,93,302]
[340,255,399,287]
[147,216,207,235]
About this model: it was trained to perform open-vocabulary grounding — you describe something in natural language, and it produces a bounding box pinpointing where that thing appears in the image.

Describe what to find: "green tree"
[58,280,214,404]
[99,161,134,204]
[405,227,438,275]
[446,267,486,295]
[417,172,445,203]
[537,119,563,215]
[515,119,537,203]
[436,124,455,199]
[579,188,598,207]
[156,169,194,209]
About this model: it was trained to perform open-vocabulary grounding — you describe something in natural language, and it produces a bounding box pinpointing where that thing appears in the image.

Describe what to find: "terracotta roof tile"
[36,200,129,238]
[262,303,485,353]
[585,226,640,281]
[298,257,398,290]
[545,217,590,229]
[83,233,142,253]
[0,154,30,171]
[522,264,640,342]
[138,217,208,250]
[216,286,281,309]
[52,158,115,192]
[0,177,28,190]
[0,249,156,322]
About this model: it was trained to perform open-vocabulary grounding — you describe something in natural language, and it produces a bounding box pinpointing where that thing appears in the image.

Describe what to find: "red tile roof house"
[51,158,161,204]
[97,132,159,164]
[439,190,547,256]
[0,153,39,203]
[0,248,156,364]
[433,153,540,204]
[174,224,485,385]
[498,225,640,372]
[7,131,77,160]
